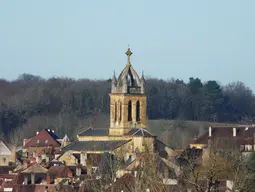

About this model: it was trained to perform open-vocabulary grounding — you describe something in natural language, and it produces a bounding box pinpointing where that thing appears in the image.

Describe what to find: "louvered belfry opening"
[136,100,140,122]
[128,100,132,122]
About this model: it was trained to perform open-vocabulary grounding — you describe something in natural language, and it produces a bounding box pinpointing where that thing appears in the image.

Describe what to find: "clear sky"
[0,1,255,90]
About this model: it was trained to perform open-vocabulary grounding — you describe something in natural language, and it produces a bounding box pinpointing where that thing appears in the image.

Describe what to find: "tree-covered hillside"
[0,73,254,145]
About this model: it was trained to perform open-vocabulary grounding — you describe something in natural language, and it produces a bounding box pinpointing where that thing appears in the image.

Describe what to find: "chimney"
[233,128,236,137]
[134,171,137,177]
[23,139,27,147]
[209,127,212,137]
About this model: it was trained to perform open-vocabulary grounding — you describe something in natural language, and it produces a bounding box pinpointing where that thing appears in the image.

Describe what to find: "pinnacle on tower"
[112,71,117,84]
[141,71,145,82]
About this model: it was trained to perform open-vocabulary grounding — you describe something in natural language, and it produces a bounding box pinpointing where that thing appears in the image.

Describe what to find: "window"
[119,102,122,122]
[37,140,40,144]
[45,140,48,144]
[114,102,117,122]
[128,100,132,121]
[136,100,140,122]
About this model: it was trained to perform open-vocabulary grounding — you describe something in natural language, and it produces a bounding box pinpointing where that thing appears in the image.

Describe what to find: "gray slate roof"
[78,128,109,136]
[126,128,155,137]
[62,140,131,152]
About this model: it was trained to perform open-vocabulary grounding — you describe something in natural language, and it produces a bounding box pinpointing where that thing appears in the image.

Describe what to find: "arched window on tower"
[119,102,122,122]
[136,100,140,122]
[114,102,117,122]
[128,100,132,121]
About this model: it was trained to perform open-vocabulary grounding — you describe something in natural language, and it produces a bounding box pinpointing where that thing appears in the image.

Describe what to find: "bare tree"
[178,138,255,192]
[8,127,24,147]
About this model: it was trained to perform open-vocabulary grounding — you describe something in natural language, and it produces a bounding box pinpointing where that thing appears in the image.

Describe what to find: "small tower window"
[114,102,117,122]
[119,102,122,122]
[136,100,140,122]
[128,100,132,121]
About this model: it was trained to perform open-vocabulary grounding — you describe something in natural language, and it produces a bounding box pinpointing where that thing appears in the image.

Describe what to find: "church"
[61,48,175,174]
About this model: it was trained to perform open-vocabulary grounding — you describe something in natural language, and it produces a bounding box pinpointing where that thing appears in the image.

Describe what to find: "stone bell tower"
[109,48,147,136]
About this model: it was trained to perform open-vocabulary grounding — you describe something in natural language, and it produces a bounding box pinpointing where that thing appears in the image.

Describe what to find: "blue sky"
[0,1,255,90]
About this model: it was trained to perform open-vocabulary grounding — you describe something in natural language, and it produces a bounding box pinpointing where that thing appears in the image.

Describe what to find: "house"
[22,129,68,161]
[0,141,13,166]
[57,151,81,166]
[189,125,255,153]
[21,163,48,185]
[47,166,73,183]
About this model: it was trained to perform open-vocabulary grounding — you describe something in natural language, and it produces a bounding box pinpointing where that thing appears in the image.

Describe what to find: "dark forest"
[0,73,254,141]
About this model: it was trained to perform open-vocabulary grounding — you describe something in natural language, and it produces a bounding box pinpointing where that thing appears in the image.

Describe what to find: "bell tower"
[109,48,147,136]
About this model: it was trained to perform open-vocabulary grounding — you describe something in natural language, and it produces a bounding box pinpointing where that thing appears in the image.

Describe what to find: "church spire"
[125,48,132,65]
[109,48,147,135]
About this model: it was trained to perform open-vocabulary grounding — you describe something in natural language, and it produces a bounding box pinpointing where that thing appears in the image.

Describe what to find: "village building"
[0,141,13,166]
[189,125,255,153]
[62,48,178,179]
[22,129,69,163]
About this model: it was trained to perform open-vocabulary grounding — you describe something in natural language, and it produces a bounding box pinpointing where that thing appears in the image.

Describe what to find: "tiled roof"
[21,163,48,173]
[105,174,135,192]
[0,174,17,180]
[191,126,255,145]
[48,166,73,178]
[23,129,61,148]
[78,127,109,136]
[126,128,155,137]
[62,140,131,152]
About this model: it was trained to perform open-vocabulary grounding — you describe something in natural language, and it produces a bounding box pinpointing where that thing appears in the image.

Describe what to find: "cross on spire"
[125,47,132,65]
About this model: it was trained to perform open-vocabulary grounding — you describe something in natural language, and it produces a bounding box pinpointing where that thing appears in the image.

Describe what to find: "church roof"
[111,48,145,94]
[126,128,155,137]
[78,127,109,136]
[116,48,141,87]
[117,64,141,87]
[62,140,131,152]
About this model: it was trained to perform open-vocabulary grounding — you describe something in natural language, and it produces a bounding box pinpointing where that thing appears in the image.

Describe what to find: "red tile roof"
[191,126,255,146]
[23,129,60,148]
[48,166,73,178]
[0,174,17,180]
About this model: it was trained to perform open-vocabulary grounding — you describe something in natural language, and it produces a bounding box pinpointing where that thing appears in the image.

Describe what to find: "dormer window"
[45,140,48,144]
